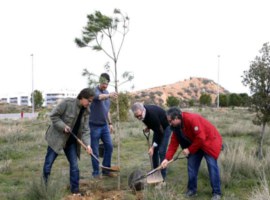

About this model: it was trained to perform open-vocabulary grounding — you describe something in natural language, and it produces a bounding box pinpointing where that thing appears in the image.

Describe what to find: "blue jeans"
[152,126,172,179]
[90,124,113,177]
[43,144,79,193]
[187,149,221,195]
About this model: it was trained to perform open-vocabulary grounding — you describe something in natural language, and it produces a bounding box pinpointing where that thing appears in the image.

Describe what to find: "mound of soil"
[63,179,143,200]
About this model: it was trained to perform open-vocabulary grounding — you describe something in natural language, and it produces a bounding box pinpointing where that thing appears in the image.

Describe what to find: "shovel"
[143,130,163,184]
[132,150,186,183]
[69,131,120,172]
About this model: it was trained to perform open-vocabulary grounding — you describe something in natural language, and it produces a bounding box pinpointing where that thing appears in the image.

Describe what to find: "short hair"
[77,88,95,99]
[131,102,144,113]
[99,73,110,83]
[166,107,182,120]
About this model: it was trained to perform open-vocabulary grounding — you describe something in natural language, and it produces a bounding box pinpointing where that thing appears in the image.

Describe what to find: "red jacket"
[166,112,222,160]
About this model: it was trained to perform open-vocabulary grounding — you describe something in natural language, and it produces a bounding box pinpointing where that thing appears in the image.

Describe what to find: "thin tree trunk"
[258,123,266,160]
[114,61,121,190]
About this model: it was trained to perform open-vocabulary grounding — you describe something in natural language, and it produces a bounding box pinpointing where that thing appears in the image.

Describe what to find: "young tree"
[242,42,270,159]
[75,9,131,188]
[30,90,44,109]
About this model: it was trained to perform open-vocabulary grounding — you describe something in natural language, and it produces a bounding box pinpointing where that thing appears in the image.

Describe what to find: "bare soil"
[62,179,143,200]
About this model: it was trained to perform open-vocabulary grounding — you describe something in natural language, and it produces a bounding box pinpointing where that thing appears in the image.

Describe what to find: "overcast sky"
[1,0,270,97]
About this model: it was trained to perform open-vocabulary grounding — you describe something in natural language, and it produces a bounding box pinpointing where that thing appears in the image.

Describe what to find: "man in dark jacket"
[161,107,222,200]
[131,102,172,183]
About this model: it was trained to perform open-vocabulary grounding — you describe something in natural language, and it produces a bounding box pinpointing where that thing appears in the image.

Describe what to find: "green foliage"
[110,92,130,122]
[25,177,65,200]
[30,90,44,109]
[199,93,211,106]
[229,93,242,107]
[239,93,250,107]
[75,9,129,57]
[188,99,194,107]
[242,42,270,124]
[82,69,99,88]
[166,96,180,107]
[242,42,270,158]
[218,94,229,107]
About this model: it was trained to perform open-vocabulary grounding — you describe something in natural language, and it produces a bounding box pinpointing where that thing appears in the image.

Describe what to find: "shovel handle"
[69,131,119,172]
[69,131,100,163]
[143,129,154,168]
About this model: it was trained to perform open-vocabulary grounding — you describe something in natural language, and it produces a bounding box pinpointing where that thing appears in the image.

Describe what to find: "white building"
[0,89,79,107]
[9,95,31,106]
[45,90,78,106]
[0,98,8,104]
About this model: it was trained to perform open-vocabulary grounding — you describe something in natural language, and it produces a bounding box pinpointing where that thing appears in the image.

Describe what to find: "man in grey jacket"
[43,88,94,196]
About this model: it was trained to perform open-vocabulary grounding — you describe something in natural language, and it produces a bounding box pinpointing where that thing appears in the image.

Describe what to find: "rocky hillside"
[130,77,229,106]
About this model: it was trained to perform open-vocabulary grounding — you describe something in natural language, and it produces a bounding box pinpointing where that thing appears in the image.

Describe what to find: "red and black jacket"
[166,112,222,160]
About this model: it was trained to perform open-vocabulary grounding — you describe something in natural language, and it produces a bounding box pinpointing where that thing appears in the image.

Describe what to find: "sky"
[1,0,270,97]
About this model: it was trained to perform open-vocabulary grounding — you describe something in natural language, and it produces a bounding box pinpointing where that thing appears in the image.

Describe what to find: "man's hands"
[148,146,154,156]
[64,126,71,134]
[161,159,169,169]
[109,92,118,99]
[86,145,93,155]
[143,127,150,133]
[182,148,190,156]
[109,124,114,134]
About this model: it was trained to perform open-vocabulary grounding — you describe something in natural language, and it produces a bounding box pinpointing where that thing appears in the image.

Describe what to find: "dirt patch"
[62,179,143,200]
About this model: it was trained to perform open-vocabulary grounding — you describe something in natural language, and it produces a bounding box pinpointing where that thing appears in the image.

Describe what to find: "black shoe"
[185,190,197,197]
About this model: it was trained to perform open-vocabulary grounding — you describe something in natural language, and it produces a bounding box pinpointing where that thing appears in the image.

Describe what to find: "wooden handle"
[69,131,99,163]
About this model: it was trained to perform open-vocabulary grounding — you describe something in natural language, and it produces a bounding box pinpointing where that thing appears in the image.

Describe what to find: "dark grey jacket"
[45,98,90,158]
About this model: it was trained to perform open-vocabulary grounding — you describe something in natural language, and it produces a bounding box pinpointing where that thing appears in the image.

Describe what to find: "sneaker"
[154,181,166,189]
[102,172,118,178]
[185,190,197,197]
[72,192,82,196]
[211,194,221,200]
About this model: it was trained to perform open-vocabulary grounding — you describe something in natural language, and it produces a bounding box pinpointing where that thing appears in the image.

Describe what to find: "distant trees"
[199,93,211,106]
[215,93,250,108]
[242,42,270,159]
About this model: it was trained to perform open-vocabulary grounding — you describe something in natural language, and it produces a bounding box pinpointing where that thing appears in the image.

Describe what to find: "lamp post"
[217,55,220,109]
[31,54,35,117]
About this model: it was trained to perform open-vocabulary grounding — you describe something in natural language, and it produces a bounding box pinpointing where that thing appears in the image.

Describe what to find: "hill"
[130,77,230,106]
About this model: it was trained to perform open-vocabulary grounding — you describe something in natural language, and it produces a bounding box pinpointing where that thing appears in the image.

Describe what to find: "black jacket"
[142,105,169,144]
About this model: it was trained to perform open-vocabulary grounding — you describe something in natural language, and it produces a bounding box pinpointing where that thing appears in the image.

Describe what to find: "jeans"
[43,143,79,193]
[187,149,221,195]
[152,126,172,179]
[90,124,113,176]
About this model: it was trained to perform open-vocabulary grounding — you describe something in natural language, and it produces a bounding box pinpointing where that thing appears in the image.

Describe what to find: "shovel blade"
[146,170,163,184]
[100,165,120,172]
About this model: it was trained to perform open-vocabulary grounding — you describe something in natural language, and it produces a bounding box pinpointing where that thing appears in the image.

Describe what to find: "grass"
[0,107,269,199]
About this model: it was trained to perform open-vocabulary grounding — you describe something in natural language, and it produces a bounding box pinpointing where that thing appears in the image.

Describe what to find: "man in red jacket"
[161,107,222,200]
